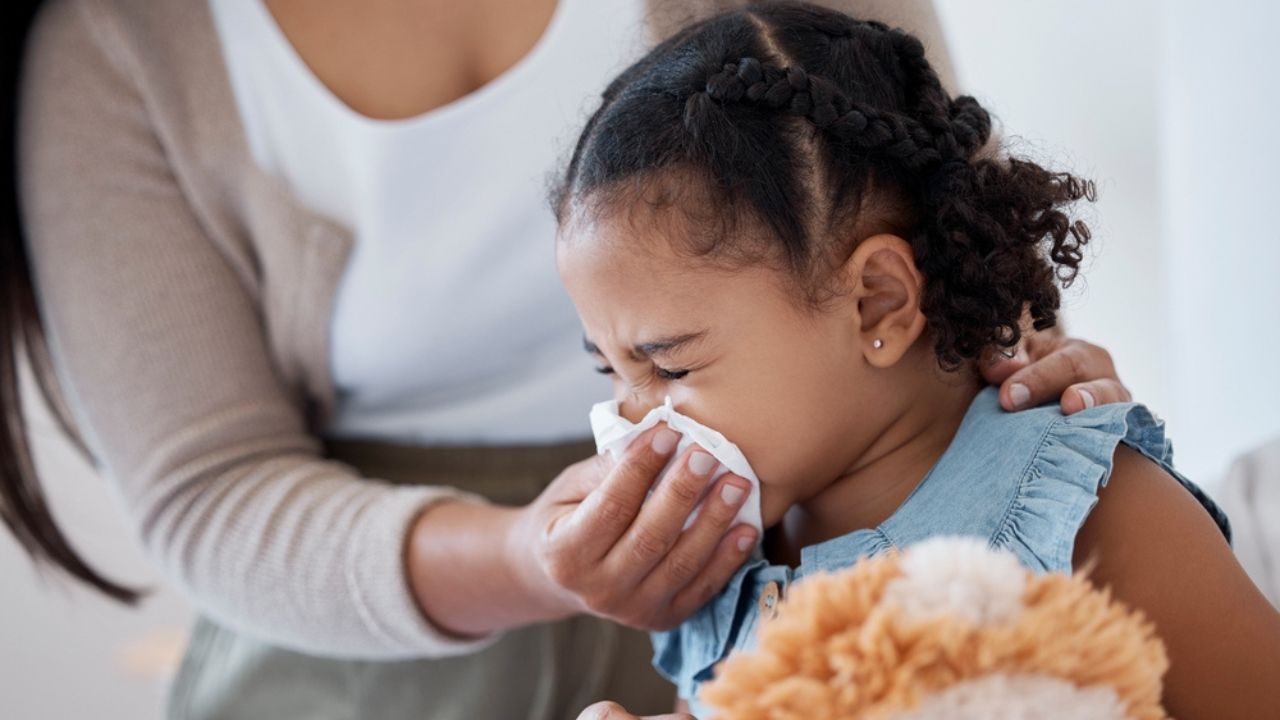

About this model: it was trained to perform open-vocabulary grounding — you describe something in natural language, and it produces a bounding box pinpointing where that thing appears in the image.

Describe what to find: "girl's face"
[557,207,893,527]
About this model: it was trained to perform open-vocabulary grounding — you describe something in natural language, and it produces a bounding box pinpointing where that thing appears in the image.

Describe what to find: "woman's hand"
[982,329,1131,414]
[576,701,695,720]
[507,424,758,631]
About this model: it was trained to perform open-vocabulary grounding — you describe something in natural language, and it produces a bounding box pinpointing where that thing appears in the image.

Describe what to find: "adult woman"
[3,0,1130,716]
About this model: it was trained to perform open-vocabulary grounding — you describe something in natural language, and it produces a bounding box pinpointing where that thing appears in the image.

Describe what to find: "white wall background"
[3,1,1278,718]
[1160,1,1280,485]
[937,0,1280,486]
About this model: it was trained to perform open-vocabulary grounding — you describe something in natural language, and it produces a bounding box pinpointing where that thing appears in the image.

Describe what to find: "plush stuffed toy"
[697,537,1169,720]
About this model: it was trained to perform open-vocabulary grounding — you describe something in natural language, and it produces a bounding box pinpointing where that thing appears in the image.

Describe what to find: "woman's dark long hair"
[3,0,140,603]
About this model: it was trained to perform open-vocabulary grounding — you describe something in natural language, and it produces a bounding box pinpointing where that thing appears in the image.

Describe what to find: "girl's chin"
[757,496,793,530]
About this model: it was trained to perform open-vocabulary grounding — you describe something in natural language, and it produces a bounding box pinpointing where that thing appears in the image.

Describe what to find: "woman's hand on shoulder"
[982,327,1130,414]
[506,425,758,631]
[1074,445,1280,718]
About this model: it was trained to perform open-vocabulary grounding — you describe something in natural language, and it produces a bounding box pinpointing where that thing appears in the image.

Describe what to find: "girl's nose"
[618,389,664,424]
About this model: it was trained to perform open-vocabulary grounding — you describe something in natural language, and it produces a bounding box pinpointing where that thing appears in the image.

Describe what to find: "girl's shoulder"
[648,388,1233,710]
[886,387,1232,574]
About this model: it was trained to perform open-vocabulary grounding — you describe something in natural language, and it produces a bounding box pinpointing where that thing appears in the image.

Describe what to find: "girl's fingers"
[999,339,1118,411]
[665,523,758,627]
[633,473,753,603]
[565,424,677,562]
[1060,379,1132,415]
[603,445,721,582]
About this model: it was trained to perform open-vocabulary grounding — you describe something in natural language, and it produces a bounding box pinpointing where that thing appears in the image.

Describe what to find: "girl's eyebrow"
[582,331,709,361]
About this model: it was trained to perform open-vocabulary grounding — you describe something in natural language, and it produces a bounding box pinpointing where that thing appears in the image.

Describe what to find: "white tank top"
[210,0,648,444]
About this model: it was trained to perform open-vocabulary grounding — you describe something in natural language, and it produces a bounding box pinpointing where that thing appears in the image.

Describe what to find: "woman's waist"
[322,435,597,505]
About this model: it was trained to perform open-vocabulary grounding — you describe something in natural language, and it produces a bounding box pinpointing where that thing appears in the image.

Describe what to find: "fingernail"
[1010,383,1030,409]
[690,451,716,476]
[736,534,755,552]
[1079,388,1096,409]
[720,482,745,505]
[652,428,679,454]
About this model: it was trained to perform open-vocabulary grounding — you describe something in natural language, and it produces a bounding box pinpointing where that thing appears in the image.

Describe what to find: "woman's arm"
[1074,445,1280,718]
[19,0,498,659]
[24,0,766,656]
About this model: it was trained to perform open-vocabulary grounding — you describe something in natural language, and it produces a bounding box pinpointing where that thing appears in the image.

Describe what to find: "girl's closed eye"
[594,364,691,381]
[584,334,704,383]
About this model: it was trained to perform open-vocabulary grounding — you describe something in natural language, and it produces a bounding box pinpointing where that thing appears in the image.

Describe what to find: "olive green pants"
[166,439,675,719]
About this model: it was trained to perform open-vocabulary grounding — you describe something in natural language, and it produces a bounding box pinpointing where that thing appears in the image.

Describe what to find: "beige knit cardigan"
[17,0,953,658]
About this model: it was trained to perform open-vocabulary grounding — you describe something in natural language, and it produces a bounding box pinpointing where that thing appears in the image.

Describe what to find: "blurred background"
[3,1,1278,717]
[939,0,1280,487]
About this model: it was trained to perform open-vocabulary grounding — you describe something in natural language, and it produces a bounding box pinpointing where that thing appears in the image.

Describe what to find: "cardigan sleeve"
[18,0,500,659]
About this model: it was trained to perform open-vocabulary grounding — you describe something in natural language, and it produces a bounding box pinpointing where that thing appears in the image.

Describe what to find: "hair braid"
[697,58,943,169]
[879,27,993,162]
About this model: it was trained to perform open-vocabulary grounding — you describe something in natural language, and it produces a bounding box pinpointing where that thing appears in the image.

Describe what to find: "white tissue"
[588,396,764,539]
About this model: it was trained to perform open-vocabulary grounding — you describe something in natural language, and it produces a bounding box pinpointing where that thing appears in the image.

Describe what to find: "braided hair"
[552,1,1094,368]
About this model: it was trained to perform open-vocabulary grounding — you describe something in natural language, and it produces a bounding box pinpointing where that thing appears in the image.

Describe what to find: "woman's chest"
[262,0,563,121]
[212,0,651,437]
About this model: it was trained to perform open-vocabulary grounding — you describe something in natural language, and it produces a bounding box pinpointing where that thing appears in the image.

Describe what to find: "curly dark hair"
[551,1,1094,369]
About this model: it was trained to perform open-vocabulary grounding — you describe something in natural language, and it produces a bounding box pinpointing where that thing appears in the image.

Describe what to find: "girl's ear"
[844,234,928,368]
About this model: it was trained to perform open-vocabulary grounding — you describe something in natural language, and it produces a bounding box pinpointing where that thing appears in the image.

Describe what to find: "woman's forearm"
[405,499,571,638]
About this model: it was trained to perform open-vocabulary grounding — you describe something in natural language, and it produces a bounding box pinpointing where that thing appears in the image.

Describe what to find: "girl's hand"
[506,424,758,631]
[577,701,696,720]
[982,330,1130,414]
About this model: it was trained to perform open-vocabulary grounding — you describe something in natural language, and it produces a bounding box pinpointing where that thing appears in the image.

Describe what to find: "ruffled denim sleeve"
[994,402,1232,573]
[649,556,764,700]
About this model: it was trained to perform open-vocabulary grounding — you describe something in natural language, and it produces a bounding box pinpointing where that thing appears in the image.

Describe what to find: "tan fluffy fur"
[698,549,1169,720]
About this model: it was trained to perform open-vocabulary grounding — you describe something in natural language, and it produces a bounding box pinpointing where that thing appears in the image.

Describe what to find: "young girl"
[550,2,1280,717]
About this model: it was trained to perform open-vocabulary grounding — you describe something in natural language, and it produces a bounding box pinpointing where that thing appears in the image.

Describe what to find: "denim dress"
[651,386,1232,716]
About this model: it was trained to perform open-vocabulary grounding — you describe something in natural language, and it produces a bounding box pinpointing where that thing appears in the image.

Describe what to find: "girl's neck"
[766,365,982,568]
